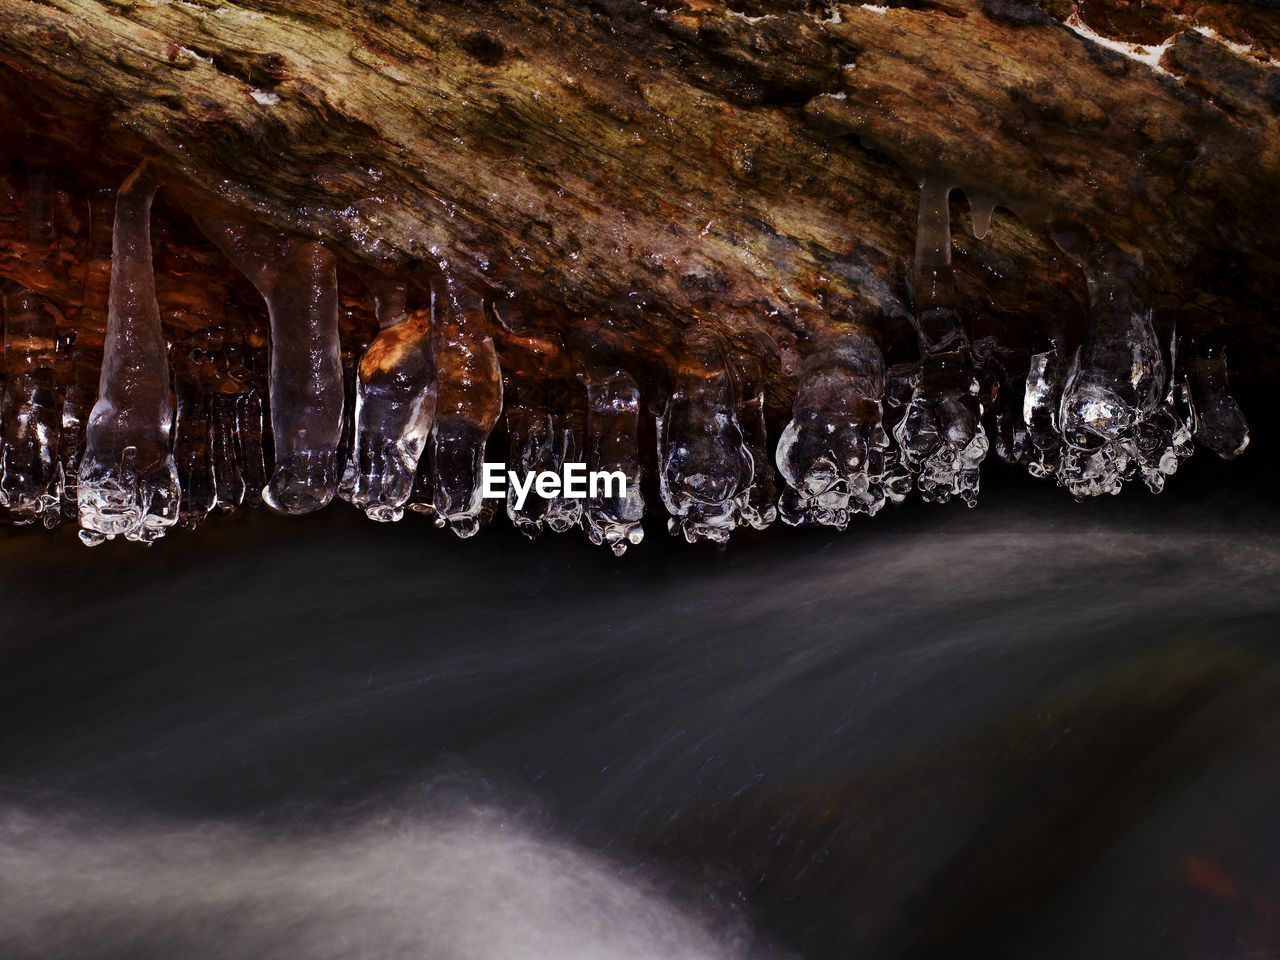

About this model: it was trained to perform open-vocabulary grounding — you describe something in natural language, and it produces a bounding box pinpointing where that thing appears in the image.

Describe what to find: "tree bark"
[0,0,1277,408]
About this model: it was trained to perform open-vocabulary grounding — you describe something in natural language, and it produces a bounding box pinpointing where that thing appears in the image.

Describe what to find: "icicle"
[730,348,777,531]
[500,328,580,538]
[775,330,890,529]
[968,191,998,241]
[1185,338,1249,460]
[973,338,1031,467]
[1022,346,1064,478]
[657,328,753,544]
[1050,233,1172,498]
[431,282,501,538]
[2,287,63,525]
[77,163,180,545]
[210,393,245,512]
[61,187,114,521]
[171,331,215,530]
[505,405,559,538]
[235,323,271,509]
[1,168,64,526]
[581,366,645,555]
[350,306,436,522]
[541,408,585,534]
[194,215,344,515]
[898,177,988,507]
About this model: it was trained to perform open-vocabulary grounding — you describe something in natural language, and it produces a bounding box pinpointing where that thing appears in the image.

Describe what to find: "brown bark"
[0,0,1277,410]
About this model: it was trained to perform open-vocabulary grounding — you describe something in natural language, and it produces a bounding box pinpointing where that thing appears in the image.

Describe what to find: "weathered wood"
[0,0,1277,410]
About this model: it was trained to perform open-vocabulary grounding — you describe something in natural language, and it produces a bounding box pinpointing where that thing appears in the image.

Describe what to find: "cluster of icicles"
[1,165,1250,554]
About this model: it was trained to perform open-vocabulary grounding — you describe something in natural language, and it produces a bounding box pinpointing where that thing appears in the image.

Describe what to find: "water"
[2,464,1279,959]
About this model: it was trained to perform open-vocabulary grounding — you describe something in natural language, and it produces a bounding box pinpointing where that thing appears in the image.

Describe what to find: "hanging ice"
[2,287,63,526]
[1184,338,1249,460]
[431,283,501,538]
[499,324,587,537]
[1,170,63,526]
[896,178,988,507]
[350,306,436,522]
[502,405,577,537]
[61,187,114,522]
[195,215,343,515]
[658,328,753,544]
[234,324,271,509]
[775,329,891,529]
[171,330,216,530]
[209,326,247,512]
[1022,346,1064,478]
[76,164,180,545]
[1051,238,1180,498]
[731,348,777,531]
[973,338,1031,468]
[580,360,645,556]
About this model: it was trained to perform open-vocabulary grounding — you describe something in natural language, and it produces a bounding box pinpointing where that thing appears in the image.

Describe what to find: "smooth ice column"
[61,188,115,520]
[732,350,777,531]
[210,393,246,511]
[195,216,343,515]
[350,308,436,522]
[1185,339,1249,460]
[897,178,988,507]
[171,332,215,530]
[658,329,753,544]
[235,392,268,508]
[1,287,63,525]
[505,405,565,538]
[77,164,180,545]
[236,326,271,508]
[431,287,501,538]
[582,368,646,555]
[775,330,889,529]
[1,170,64,526]
[497,328,582,537]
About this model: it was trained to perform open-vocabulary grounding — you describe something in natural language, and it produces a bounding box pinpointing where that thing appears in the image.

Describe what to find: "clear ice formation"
[730,348,777,531]
[896,179,988,507]
[210,392,246,511]
[431,282,502,538]
[2,286,63,526]
[1051,237,1192,498]
[0,155,1255,547]
[501,330,583,539]
[196,214,344,515]
[171,331,216,530]
[657,328,754,544]
[505,404,582,538]
[349,306,437,522]
[235,328,271,509]
[76,164,181,545]
[1184,338,1250,460]
[1,171,63,526]
[580,355,646,556]
[60,187,114,522]
[1022,346,1065,479]
[209,327,248,512]
[775,330,895,530]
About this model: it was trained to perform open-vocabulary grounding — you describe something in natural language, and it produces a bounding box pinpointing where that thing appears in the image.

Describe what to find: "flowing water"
[2,461,1279,959]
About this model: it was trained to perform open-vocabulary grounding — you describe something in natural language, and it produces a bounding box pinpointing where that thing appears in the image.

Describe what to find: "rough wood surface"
[0,0,1277,409]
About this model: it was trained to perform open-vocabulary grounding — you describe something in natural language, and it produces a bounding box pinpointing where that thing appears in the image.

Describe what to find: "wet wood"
[0,0,1277,410]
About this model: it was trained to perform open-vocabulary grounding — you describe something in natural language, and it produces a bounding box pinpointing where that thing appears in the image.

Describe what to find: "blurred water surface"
[1,469,1279,959]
